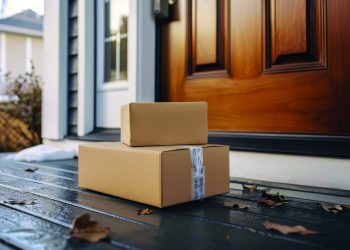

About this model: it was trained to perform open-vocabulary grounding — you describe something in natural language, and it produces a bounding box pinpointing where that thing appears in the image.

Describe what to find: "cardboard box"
[78,143,229,208]
[121,102,208,146]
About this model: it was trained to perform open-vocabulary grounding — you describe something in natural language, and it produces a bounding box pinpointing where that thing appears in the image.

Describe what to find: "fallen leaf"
[258,198,284,208]
[242,184,258,192]
[225,235,231,240]
[321,203,344,214]
[25,167,38,172]
[137,208,153,215]
[224,201,250,210]
[261,190,289,203]
[4,199,36,205]
[68,214,109,243]
[263,221,319,235]
[343,205,350,209]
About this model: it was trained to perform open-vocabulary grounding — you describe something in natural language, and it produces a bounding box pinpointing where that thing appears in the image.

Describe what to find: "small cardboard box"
[121,102,208,146]
[78,143,229,208]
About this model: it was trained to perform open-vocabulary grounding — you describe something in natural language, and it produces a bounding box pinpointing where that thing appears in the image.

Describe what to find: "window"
[103,0,128,83]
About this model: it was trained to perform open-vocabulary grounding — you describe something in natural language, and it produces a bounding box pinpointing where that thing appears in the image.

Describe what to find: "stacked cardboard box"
[79,102,229,208]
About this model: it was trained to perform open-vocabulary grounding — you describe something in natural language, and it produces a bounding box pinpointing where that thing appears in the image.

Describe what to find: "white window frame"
[96,0,129,92]
[42,0,155,139]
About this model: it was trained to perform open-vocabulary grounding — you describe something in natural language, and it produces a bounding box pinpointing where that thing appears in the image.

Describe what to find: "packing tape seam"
[188,147,205,200]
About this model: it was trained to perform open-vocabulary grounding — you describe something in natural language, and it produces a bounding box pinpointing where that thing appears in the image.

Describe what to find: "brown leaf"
[321,203,343,214]
[258,198,284,208]
[25,166,38,172]
[68,214,109,243]
[137,208,153,215]
[224,201,250,210]
[4,199,36,205]
[263,221,319,235]
[242,184,258,192]
[261,190,289,203]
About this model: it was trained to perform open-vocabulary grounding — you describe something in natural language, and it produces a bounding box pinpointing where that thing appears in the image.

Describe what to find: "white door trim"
[77,0,95,136]
[42,0,68,140]
[130,0,156,102]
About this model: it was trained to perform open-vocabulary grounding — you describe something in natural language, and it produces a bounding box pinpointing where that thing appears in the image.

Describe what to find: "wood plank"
[0,163,78,190]
[0,185,277,250]
[225,189,350,218]
[168,198,350,249]
[0,182,323,250]
[1,159,77,180]
[0,240,16,250]
[0,206,118,250]
[0,160,348,249]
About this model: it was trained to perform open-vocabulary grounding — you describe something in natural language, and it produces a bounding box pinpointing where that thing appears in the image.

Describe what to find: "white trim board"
[77,0,95,136]
[42,0,68,140]
[230,151,350,191]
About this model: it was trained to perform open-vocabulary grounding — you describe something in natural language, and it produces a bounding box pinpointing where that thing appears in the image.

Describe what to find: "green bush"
[0,64,42,152]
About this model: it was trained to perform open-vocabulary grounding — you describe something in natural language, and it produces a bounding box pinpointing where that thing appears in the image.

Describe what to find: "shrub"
[0,64,42,152]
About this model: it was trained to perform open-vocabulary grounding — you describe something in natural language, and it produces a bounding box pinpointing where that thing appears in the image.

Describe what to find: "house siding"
[67,0,79,135]
[5,33,26,76]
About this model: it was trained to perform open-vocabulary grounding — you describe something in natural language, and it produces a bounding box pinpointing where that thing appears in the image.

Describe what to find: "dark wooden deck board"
[0,158,349,249]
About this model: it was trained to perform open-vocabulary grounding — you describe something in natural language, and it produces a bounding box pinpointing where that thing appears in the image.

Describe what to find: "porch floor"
[0,158,349,249]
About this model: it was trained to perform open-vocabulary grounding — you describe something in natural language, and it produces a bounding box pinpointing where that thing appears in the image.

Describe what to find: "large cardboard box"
[121,102,208,146]
[79,143,229,208]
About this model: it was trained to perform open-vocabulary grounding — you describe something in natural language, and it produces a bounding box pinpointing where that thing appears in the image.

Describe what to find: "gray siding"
[67,0,78,135]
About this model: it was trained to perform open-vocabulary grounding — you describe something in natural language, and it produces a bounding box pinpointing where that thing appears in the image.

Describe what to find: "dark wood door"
[160,0,350,135]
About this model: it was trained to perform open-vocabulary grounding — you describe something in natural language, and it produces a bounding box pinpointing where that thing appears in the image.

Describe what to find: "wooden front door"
[160,0,350,135]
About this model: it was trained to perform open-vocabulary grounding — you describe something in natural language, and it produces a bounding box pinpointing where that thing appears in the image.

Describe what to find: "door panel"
[160,0,350,134]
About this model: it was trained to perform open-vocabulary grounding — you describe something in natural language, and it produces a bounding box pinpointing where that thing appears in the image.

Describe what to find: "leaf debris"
[4,199,36,205]
[68,214,109,243]
[258,198,284,208]
[263,221,319,236]
[137,208,153,215]
[320,203,350,214]
[242,184,258,192]
[258,191,289,208]
[25,166,39,172]
[224,201,250,210]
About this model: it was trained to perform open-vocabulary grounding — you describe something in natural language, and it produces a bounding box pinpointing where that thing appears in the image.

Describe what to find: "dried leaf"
[25,166,38,172]
[225,235,231,240]
[263,221,319,236]
[224,201,250,210]
[258,198,284,208]
[321,203,343,214]
[68,214,109,243]
[4,199,36,205]
[343,205,350,209]
[261,190,289,203]
[137,208,153,215]
[242,184,258,192]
